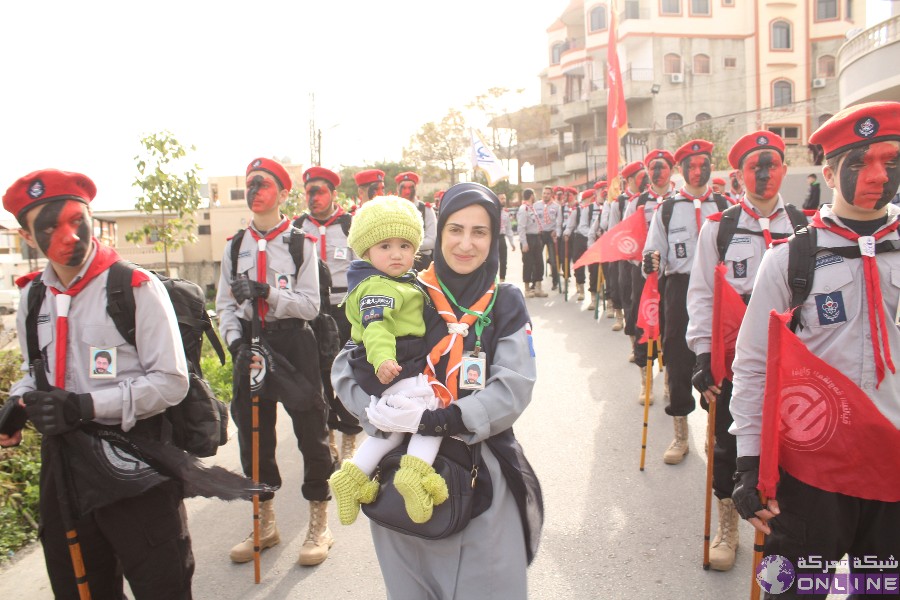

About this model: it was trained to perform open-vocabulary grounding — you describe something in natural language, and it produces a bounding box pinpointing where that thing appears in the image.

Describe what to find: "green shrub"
[200,341,233,404]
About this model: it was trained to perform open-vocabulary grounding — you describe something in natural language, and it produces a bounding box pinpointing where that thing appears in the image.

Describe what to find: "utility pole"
[309,93,321,167]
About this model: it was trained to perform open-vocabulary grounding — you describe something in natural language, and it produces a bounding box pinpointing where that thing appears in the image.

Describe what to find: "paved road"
[0,260,847,599]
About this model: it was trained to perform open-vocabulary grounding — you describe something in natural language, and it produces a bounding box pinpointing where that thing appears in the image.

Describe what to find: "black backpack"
[715,203,809,261]
[230,225,342,373]
[660,192,730,233]
[25,262,229,457]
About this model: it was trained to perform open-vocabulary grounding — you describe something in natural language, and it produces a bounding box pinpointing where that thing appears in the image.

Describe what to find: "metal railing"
[838,14,900,72]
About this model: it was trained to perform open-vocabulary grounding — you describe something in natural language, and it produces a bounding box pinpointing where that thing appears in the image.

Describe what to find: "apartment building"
[523,0,867,187]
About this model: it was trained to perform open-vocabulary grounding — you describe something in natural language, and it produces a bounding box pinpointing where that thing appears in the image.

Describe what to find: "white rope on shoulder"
[447,322,469,337]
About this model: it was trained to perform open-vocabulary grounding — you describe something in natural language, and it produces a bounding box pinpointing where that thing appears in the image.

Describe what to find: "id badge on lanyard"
[459,351,486,391]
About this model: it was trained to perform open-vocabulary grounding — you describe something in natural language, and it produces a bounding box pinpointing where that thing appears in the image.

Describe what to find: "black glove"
[228,338,246,358]
[231,279,270,304]
[22,389,94,436]
[692,353,716,395]
[417,404,469,437]
[0,397,27,436]
[642,251,658,275]
[732,456,766,520]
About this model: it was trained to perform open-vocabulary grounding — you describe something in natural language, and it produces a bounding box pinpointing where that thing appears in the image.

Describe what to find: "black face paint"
[366,182,381,199]
[33,200,91,267]
[246,175,264,210]
[754,151,774,197]
[840,143,900,211]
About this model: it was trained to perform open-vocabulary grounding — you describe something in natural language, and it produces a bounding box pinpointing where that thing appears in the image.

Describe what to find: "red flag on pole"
[759,309,900,502]
[710,263,747,386]
[636,272,660,343]
[572,209,647,269]
[606,0,627,199]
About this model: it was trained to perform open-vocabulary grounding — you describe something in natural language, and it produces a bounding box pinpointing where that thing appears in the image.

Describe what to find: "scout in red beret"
[811,101,900,211]
[675,139,714,189]
[593,180,608,190]
[354,169,385,206]
[394,172,419,201]
[620,161,649,195]
[581,188,596,201]
[394,171,419,185]
[303,166,341,190]
[247,158,292,192]
[644,150,675,191]
[727,131,785,169]
[621,161,645,179]
[4,169,97,268]
[643,149,675,169]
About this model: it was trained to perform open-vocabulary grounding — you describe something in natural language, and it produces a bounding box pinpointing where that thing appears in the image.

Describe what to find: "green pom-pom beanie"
[347,195,425,257]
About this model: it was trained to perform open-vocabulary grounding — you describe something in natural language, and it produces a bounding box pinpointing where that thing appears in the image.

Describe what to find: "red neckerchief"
[739,200,784,248]
[48,241,122,387]
[680,187,713,232]
[247,218,292,325]
[811,212,900,387]
[524,203,539,227]
[306,206,345,261]
[542,201,554,226]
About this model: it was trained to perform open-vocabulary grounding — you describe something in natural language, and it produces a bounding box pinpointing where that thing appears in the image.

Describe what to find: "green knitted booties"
[329,461,380,525]
[393,454,449,524]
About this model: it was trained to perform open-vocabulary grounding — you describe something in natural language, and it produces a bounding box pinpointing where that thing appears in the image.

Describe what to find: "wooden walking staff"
[248,302,266,584]
[638,339,654,471]
[51,437,92,600]
[750,494,767,600]
[563,238,570,301]
[702,393,717,570]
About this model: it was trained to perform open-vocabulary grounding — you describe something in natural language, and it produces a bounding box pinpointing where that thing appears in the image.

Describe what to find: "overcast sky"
[0,0,891,214]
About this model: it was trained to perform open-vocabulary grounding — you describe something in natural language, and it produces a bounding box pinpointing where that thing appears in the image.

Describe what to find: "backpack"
[715,203,808,261]
[25,262,229,457]
[786,225,900,332]
[660,192,730,233]
[230,226,342,373]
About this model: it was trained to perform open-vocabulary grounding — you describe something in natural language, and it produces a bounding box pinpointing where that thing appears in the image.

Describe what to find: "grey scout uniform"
[564,202,595,239]
[500,207,515,248]
[534,200,561,234]
[296,211,356,307]
[730,203,900,458]
[517,203,541,247]
[644,189,726,276]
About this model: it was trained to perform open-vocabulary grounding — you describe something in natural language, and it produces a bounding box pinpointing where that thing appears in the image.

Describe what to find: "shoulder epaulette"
[15,271,41,289]
[707,212,725,222]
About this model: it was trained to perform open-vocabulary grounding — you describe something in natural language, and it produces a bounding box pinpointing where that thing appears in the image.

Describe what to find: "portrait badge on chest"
[459,353,486,391]
[732,259,748,279]
[90,347,117,379]
[675,242,687,259]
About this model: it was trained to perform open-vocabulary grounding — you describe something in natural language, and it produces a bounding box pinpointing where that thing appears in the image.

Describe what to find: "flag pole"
[639,339,654,471]
[750,497,766,600]
[564,238,570,301]
[250,300,263,584]
[703,395,717,569]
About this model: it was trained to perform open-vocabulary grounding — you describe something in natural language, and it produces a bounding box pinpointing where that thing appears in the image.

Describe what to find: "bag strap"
[715,204,743,261]
[25,274,47,365]
[787,226,818,332]
[230,229,245,281]
[661,198,674,233]
[106,260,138,347]
[713,192,729,212]
[784,203,808,233]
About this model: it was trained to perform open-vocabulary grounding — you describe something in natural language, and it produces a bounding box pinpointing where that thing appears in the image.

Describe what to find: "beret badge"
[27,181,44,199]
[855,117,879,139]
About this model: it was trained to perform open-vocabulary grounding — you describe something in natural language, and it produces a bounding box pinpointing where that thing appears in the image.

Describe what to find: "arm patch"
[359,295,395,311]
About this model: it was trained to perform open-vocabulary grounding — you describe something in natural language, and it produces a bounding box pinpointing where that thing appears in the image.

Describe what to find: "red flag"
[572,210,647,269]
[759,310,900,501]
[710,263,747,386]
[636,272,660,343]
[606,0,627,199]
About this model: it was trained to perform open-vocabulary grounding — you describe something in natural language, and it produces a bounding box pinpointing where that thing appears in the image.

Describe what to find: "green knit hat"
[347,195,424,257]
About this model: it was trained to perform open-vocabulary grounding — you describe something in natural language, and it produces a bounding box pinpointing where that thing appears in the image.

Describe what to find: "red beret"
[712,177,726,186]
[434,190,445,199]
[247,158,292,192]
[809,101,900,159]
[643,149,675,168]
[565,186,578,194]
[727,130,785,169]
[581,189,596,200]
[621,161,645,179]
[3,169,96,222]
[395,171,420,185]
[354,169,385,186]
[674,139,714,164]
[303,166,341,189]
[552,186,563,193]
[593,181,608,190]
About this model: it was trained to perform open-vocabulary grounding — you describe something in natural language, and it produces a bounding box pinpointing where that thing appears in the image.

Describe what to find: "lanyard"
[436,276,498,356]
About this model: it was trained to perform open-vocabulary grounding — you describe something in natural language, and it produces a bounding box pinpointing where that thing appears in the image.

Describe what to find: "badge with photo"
[90,347,116,379]
[275,272,293,290]
[459,354,486,391]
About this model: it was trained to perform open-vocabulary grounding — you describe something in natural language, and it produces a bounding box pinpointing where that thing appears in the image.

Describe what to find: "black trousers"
[762,471,900,600]
[619,261,635,335]
[40,475,193,600]
[232,321,333,502]
[541,231,559,283]
[499,236,508,280]
[606,262,622,309]
[662,273,696,416]
[557,235,572,282]
[571,234,588,285]
[522,233,544,284]
[702,378,737,500]
[324,307,362,436]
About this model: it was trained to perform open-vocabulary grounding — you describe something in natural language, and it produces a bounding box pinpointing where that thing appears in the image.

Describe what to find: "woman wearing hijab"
[331,182,543,598]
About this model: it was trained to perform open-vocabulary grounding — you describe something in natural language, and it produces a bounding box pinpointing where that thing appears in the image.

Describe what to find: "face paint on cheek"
[684,156,712,187]
[34,201,91,267]
[841,143,900,210]
[650,160,671,187]
[307,185,332,213]
[635,172,649,192]
[399,183,415,199]
[247,175,278,213]
[744,151,783,200]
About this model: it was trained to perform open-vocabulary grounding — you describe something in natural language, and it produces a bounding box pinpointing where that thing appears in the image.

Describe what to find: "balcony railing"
[838,14,900,72]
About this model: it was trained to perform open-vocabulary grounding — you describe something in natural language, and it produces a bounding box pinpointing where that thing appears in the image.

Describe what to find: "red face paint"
[398,182,415,200]
[633,171,649,193]
[373,183,385,197]
[682,155,711,187]
[247,174,279,213]
[306,184,333,215]
[742,150,784,201]
[840,142,900,210]
[33,200,91,267]
[648,159,671,188]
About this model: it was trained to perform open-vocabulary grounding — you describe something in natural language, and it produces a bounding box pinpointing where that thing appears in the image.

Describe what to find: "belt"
[239,317,306,333]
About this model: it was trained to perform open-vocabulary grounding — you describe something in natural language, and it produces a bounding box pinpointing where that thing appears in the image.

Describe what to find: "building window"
[816,0,838,20]
[722,0,734,6]
[773,79,793,107]
[771,20,792,50]
[818,113,833,127]
[590,5,608,31]
[551,42,566,65]
[724,56,737,69]
[664,53,682,74]
[198,225,211,235]
[690,0,710,15]
[846,0,852,19]
[693,54,711,74]
[202,212,210,220]
[230,189,245,201]
[767,125,801,144]
[624,0,641,19]
[549,83,557,95]
[817,55,836,78]
[696,112,712,122]
[661,0,681,15]
[666,113,684,129]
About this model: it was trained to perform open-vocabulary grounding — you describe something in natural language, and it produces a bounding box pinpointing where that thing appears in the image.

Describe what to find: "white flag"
[470,129,508,186]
